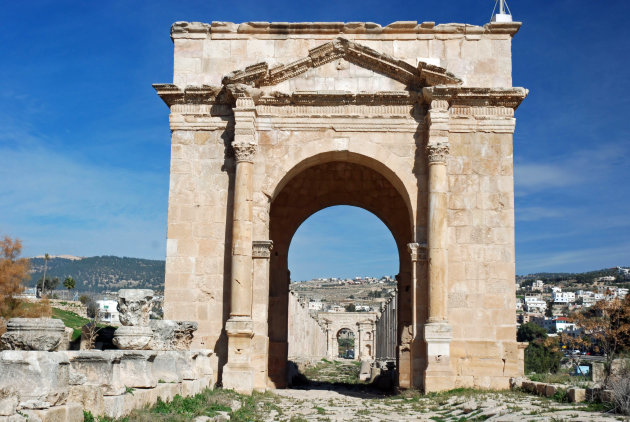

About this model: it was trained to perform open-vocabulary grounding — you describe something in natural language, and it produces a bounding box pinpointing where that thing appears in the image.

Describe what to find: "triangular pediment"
[222,37,461,90]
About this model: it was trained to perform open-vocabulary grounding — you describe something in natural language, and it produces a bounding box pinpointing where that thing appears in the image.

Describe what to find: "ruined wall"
[287,292,327,360]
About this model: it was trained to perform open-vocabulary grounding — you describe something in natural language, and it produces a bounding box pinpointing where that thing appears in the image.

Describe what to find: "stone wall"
[0,349,215,421]
[287,292,327,360]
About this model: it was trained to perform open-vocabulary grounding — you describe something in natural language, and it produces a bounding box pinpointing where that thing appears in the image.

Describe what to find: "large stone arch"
[265,158,415,387]
[157,19,528,395]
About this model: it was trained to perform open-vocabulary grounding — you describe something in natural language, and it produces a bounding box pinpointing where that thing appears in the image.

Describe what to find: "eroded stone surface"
[113,326,153,350]
[117,289,154,327]
[149,320,197,350]
[0,319,65,352]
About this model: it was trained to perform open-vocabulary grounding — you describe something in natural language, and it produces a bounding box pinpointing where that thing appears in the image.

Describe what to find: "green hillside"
[28,256,165,294]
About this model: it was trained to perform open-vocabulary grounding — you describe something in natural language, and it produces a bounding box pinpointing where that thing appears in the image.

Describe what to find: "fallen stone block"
[192,349,214,380]
[149,320,198,350]
[68,384,104,416]
[177,351,199,380]
[119,351,157,388]
[0,351,69,406]
[22,403,82,422]
[544,384,557,397]
[568,387,586,403]
[535,382,547,396]
[509,377,523,389]
[103,394,125,419]
[65,350,125,396]
[153,351,183,383]
[0,319,65,352]
[520,380,535,393]
[599,389,614,403]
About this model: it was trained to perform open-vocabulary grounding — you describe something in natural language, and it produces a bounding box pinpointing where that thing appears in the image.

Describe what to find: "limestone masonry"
[156,19,528,393]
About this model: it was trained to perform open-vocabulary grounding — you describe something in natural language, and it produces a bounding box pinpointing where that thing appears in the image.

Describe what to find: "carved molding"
[222,37,461,89]
[170,21,522,39]
[423,86,529,110]
[233,142,257,163]
[427,143,449,164]
[252,240,273,259]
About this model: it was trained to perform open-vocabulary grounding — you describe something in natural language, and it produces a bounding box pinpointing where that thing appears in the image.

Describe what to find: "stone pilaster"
[424,99,454,392]
[223,95,258,394]
[251,240,273,391]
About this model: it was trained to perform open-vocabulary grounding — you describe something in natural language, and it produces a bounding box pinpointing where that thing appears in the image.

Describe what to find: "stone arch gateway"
[155,19,528,394]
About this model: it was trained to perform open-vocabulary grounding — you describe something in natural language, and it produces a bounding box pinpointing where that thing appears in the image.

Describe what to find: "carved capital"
[233,142,257,163]
[426,143,449,164]
[252,240,273,259]
[408,242,428,262]
[430,99,449,111]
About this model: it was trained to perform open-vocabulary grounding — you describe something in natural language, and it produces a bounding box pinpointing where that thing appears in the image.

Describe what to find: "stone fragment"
[0,392,17,416]
[0,351,69,405]
[65,350,125,396]
[118,351,157,388]
[113,326,153,350]
[21,403,82,422]
[117,289,154,327]
[0,319,65,351]
[68,384,104,416]
[153,351,182,383]
[567,387,586,403]
[149,320,198,350]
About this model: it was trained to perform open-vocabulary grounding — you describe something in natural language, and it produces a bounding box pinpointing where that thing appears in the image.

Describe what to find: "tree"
[37,276,59,293]
[63,276,75,291]
[517,322,562,374]
[41,253,49,296]
[345,303,356,312]
[562,297,630,384]
[0,236,30,318]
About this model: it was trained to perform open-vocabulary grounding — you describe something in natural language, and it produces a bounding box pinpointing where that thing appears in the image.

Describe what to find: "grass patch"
[51,307,90,340]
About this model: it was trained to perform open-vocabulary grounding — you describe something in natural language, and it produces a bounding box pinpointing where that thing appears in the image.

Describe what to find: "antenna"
[491,0,513,23]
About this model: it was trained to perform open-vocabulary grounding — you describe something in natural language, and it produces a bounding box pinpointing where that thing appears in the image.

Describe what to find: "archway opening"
[267,158,418,390]
[337,328,355,359]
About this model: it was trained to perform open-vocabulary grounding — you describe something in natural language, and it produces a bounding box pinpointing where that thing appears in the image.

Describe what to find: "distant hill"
[28,256,165,294]
[517,266,628,285]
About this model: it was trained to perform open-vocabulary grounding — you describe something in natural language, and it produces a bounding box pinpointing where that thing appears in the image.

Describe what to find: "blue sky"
[0,1,628,278]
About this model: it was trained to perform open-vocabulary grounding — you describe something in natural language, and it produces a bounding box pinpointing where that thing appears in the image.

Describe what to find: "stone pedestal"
[423,322,454,392]
[222,318,255,394]
[0,318,65,351]
[113,326,153,350]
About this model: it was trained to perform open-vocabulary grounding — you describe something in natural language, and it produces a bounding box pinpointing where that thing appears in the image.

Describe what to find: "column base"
[423,321,455,393]
[224,317,255,394]
[222,363,255,394]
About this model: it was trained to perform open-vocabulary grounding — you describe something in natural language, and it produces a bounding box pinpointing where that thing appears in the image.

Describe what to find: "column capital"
[408,242,428,262]
[426,142,449,164]
[233,141,257,163]
[252,240,273,259]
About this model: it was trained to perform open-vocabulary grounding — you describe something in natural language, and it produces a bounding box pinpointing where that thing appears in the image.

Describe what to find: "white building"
[552,291,575,304]
[531,280,544,292]
[524,294,547,313]
[308,300,324,311]
[96,300,120,325]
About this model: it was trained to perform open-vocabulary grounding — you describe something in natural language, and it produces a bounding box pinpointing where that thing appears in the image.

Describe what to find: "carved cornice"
[258,90,417,106]
[153,84,226,107]
[422,86,529,110]
[170,21,521,39]
[426,143,449,164]
[233,142,257,163]
[252,240,273,259]
[222,37,461,89]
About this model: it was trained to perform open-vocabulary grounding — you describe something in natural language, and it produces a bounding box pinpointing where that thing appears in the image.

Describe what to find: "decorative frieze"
[423,86,528,110]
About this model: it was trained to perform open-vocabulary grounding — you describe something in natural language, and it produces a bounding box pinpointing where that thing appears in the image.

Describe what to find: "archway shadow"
[285,359,399,399]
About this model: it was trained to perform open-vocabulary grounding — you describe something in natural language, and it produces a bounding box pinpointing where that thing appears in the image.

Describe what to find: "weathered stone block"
[0,319,65,352]
[118,351,157,388]
[568,387,586,403]
[68,384,104,416]
[65,350,124,396]
[153,351,182,383]
[22,403,82,422]
[0,394,17,416]
[118,289,154,327]
[0,351,69,406]
[149,320,197,350]
[112,326,153,350]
